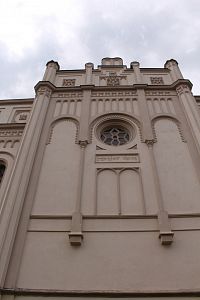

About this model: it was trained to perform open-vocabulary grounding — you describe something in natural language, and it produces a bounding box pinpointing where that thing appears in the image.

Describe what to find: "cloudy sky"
[0,0,200,98]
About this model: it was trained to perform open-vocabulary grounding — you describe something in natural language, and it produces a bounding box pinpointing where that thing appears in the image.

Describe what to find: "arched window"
[0,162,6,184]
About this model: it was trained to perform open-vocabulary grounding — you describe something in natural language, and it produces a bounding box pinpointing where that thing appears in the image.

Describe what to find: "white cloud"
[0,0,200,97]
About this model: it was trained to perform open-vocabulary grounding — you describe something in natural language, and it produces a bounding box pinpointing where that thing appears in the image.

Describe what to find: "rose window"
[100,126,130,146]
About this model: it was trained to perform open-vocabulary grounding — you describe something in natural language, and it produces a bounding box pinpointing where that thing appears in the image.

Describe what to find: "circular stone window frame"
[95,119,136,148]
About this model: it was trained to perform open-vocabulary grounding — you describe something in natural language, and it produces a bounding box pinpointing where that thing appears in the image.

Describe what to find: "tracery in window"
[0,162,6,184]
[101,126,130,146]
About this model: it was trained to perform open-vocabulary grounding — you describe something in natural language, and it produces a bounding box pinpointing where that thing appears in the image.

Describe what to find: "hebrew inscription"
[96,153,139,163]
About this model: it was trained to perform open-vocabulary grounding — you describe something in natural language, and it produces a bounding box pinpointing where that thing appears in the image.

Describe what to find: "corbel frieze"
[0,124,25,149]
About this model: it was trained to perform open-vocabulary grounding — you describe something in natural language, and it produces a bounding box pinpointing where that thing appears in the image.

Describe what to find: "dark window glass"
[0,163,6,184]
[101,127,130,146]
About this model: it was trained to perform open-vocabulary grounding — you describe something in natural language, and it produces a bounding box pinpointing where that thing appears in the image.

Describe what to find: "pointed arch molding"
[151,115,186,143]
[47,116,80,144]
[89,113,143,143]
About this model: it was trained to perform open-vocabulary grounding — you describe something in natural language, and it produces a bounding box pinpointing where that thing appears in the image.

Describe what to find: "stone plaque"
[96,154,139,163]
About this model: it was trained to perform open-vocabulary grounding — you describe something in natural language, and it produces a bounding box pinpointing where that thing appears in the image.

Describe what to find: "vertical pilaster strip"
[173,95,200,183]
[146,140,174,245]
[43,60,60,83]
[68,141,86,246]
[4,96,57,289]
[130,61,142,83]
[116,170,121,215]
[69,88,92,246]
[79,89,92,142]
[137,89,154,141]
[164,59,183,82]
[138,168,146,215]
[176,85,200,154]
[85,63,94,85]
[0,85,53,286]
[136,86,173,243]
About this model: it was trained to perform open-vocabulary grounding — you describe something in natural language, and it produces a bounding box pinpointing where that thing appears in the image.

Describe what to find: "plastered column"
[85,63,94,85]
[0,83,54,286]
[164,59,183,82]
[146,140,174,245]
[137,88,154,141]
[136,87,173,244]
[176,84,200,154]
[69,89,91,246]
[69,141,87,245]
[43,60,60,84]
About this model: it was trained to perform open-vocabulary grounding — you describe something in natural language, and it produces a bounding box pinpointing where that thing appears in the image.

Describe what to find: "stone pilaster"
[43,60,60,84]
[130,61,142,83]
[69,88,92,246]
[146,140,174,245]
[137,88,154,141]
[176,84,200,154]
[0,83,54,286]
[69,141,87,246]
[85,63,94,85]
[164,59,183,82]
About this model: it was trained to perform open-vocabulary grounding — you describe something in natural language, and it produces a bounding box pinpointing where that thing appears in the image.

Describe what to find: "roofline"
[0,98,34,104]
[57,67,169,73]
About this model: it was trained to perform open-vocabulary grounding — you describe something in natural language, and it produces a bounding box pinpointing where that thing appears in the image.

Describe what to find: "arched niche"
[120,169,144,215]
[97,169,118,215]
[153,117,200,213]
[32,119,81,215]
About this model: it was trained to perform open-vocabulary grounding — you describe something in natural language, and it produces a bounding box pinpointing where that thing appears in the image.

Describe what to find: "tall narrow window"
[0,162,6,185]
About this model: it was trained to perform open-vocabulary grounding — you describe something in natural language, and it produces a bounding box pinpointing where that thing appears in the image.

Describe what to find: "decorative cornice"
[34,81,56,94]
[34,79,193,95]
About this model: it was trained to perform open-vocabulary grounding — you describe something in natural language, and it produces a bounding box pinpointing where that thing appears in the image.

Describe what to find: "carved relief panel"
[99,71,127,86]
[62,79,76,87]
[150,77,164,85]
[12,110,30,123]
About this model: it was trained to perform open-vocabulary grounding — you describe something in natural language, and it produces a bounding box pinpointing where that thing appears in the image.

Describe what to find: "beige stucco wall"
[16,229,200,291]
[1,58,200,299]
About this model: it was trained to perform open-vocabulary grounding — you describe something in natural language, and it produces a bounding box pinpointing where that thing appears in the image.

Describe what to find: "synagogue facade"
[0,57,200,300]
